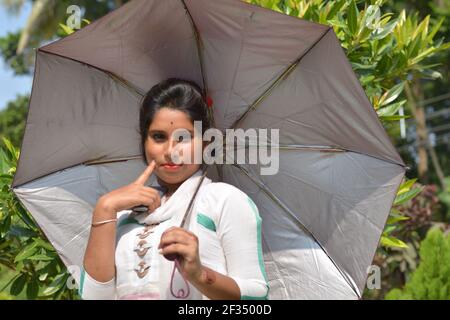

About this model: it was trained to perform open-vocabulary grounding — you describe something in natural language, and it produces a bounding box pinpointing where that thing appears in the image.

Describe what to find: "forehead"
[149,107,193,131]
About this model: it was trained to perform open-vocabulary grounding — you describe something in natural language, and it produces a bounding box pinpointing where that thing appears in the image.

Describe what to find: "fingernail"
[158,249,163,254]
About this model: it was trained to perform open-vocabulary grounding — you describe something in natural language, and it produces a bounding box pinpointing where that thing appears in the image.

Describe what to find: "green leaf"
[390,208,403,215]
[372,18,398,40]
[326,0,346,21]
[420,69,442,80]
[0,173,12,179]
[394,187,423,206]
[27,254,56,261]
[410,47,436,65]
[8,226,38,238]
[14,241,39,263]
[379,82,405,107]
[328,18,347,29]
[15,204,37,230]
[351,62,377,70]
[387,214,410,224]
[26,278,39,299]
[379,115,411,121]
[377,100,406,116]
[426,17,444,43]
[38,273,49,281]
[380,235,408,248]
[41,273,67,296]
[34,238,56,251]
[407,35,423,60]
[10,273,27,296]
[59,23,74,35]
[398,178,417,195]
[347,0,358,35]
[412,15,429,41]
[1,137,17,163]
[384,225,397,234]
[360,74,375,86]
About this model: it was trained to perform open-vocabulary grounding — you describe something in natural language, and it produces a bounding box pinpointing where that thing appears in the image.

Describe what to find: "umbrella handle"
[169,258,190,299]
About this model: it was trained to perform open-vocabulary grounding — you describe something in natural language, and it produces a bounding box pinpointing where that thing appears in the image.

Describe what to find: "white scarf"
[133,168,212,227]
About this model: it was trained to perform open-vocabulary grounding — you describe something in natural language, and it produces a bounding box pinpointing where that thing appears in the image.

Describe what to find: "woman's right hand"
[98,160,161,214]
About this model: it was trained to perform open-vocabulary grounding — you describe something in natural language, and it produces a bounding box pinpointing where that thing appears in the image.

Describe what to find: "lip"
[161,163,183,170]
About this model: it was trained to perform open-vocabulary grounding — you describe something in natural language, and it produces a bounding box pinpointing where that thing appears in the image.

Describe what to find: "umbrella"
[11,0,406,299]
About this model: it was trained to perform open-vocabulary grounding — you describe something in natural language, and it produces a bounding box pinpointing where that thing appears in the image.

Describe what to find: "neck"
[156,168,203,196]
[157,177,181,196]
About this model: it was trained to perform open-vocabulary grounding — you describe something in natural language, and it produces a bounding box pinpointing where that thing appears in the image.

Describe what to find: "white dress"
[78,170,269,300]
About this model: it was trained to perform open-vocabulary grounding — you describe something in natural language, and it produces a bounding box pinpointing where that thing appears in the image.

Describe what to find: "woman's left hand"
[158,226,203,282]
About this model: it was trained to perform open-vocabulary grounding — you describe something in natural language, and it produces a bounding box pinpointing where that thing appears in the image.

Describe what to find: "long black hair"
[139,78,211,165]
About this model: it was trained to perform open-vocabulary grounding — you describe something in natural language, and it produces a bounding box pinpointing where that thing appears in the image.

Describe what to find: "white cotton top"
[78,170,269,300]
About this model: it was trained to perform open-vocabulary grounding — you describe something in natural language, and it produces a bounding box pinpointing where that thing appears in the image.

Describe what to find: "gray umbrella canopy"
[11,0,405,299]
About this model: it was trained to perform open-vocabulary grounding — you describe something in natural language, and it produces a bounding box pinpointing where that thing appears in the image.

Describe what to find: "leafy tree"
[0,32,30,76]
[383,0,450,188]
[0,137,79,299]
[0,95,29,148]
[385,227,450,299]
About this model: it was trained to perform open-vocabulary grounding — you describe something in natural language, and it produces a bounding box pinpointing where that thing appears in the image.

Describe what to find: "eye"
[150,133,166,142]
[176,132,192,143]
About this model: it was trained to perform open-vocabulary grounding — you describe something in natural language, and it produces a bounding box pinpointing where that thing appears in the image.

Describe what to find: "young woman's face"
[144,107,203,186]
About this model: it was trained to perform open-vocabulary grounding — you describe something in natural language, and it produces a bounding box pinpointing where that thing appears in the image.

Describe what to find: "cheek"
[170,142,194,164]
[171,138,203,162]
[145,140,161,160]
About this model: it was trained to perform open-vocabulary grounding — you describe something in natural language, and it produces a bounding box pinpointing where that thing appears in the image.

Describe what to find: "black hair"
[139,78,211,165]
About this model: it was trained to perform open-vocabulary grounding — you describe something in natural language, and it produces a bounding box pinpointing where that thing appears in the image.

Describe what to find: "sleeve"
[78,266,116,300]
[216,185,270,300]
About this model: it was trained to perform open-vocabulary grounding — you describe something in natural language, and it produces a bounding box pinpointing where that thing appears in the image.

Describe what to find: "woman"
[80,78,269,300]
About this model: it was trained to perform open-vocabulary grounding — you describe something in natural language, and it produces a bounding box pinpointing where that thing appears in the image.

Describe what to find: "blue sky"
[0,3,33,111]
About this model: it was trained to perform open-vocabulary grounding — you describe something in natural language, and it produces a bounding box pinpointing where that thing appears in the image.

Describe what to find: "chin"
[156,165,199,185]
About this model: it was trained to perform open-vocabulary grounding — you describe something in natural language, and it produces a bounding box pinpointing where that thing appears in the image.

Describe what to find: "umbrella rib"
[231,163,361,298]
[276,144,345,152]
[225,139,407,168]
[180,0,221,179]
[223,142,346,153]
[38,49,146,98]
[83,155,143,166]
[180,0,216,127]
[230,27,332,129]
[180,0,207,95]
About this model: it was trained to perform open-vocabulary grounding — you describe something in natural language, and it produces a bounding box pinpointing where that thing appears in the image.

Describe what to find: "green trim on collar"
[117,216,142,228]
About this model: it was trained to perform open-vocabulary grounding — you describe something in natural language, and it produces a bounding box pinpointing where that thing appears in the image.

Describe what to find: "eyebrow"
[148,129,195,135]
[148,130,166,134]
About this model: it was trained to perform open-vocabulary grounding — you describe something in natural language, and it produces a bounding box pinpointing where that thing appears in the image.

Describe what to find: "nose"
[164,135,179,163]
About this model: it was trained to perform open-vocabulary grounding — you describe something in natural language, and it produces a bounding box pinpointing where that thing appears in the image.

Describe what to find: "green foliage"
[385,227,450,299]
[0,95,29,148]
[58,19,90,36]
[0,31,31,75]
[380,179,423,249]
[437,177,450,221]
[247,0,449,109]
[0,137,79,299]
